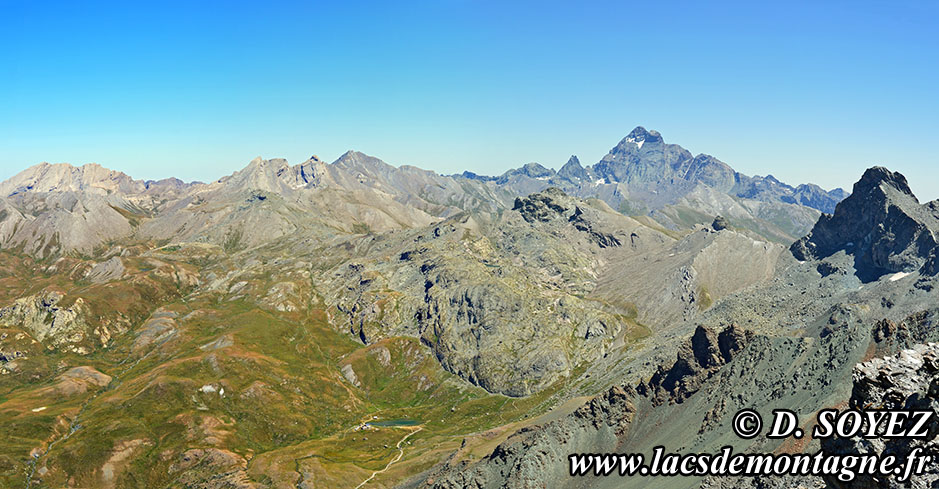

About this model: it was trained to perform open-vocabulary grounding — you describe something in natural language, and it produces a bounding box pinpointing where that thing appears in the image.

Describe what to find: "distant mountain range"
[457,126,847,213]
[0,127,847,259]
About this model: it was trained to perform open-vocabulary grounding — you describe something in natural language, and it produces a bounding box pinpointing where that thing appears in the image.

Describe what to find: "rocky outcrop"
[50,366,112,396]
[0,291,89,349]
[638,324,753,405]
[513,188,624,248]
[85,257,125,284]
[169,448,257,489]
[791,167,939,281]
[711,215,730,231]
[133,309,178,352]
[512,187,572,223]
[820,343,939,488]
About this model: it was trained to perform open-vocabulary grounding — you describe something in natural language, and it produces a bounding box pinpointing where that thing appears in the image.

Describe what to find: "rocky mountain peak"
[493,162,556,184]
[791,166,939,280]
[853,165,915,199]
[221,156,320,193]
[606,126,665,157]
[332,150,395,175]
[519,162,553,178]
[558,155,589,181]
[623,126,663,146]
[0,162,143,197]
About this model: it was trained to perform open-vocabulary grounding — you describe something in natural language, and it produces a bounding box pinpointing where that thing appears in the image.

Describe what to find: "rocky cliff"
[820,343,939,488]
[791,166,939,281]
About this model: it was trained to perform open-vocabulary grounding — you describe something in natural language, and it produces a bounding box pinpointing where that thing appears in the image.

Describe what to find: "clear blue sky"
[2,1,937,199]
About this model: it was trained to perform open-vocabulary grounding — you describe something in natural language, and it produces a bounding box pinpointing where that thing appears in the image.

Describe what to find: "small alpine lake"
[370,419,420,427]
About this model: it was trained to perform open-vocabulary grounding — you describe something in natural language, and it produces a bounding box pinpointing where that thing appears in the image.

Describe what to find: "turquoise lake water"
[370,419,419,427]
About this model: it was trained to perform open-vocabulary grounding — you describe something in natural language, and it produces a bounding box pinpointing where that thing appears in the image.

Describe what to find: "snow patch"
[31,406,46,412]
[889,272,912,282]
[635,140,644,149]
[594,178,605,186]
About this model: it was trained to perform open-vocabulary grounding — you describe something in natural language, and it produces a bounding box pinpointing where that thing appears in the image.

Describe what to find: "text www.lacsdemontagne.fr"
[569,446,932,482]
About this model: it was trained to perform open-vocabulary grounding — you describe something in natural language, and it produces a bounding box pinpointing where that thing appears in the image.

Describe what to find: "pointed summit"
[558,155,589,182]
[791,166,939,281]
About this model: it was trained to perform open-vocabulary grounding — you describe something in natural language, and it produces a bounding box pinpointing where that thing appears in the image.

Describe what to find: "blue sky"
[2,1,937,199]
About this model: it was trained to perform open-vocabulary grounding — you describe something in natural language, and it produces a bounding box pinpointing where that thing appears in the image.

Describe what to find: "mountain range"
[2,128,935,489]
[463,126,846,212]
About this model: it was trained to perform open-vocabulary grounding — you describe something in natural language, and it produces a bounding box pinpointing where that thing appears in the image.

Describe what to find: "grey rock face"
[638,324,752,405]
[85,257,125,284]
[326,189,648,396]
[558,155,590,182]
[790,183,847,214]
[512,187,573,223]
[592,127,731,204]
[791,167,939,281]
[819,343,939,489]
[711,215,730,231]
[496,162,555,184]
[0,291,88,349]
[513,188,624,247]
[0,162,146,197]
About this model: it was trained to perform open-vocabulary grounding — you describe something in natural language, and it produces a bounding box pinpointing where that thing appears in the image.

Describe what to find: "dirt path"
[354,426,423,489]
